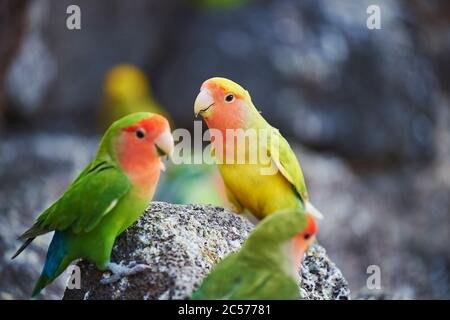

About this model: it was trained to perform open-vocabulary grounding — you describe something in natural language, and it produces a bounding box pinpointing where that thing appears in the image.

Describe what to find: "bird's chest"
[109,191,149,236]
[219,162,297,218]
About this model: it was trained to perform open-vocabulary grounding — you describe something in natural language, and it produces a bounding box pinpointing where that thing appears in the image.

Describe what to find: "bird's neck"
[120,155,162,199]
[285,234,307,279]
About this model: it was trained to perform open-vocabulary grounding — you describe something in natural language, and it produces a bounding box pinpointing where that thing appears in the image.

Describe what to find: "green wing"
[20,160,131,238]
[192,254,299,300]
[192,254,241,300]
[269,128,308,201]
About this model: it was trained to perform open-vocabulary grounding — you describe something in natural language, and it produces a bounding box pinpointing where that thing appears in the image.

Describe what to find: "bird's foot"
[101,261,150,284]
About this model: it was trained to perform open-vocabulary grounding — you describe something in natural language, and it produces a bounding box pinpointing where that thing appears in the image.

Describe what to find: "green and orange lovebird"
[192,209,317,299]
[12,112,174,297]
[194,77,323,221]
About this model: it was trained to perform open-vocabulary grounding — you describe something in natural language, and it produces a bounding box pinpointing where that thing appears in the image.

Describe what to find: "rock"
[2,128,450,300]
[301,243,350,300]
[63,202,350,300]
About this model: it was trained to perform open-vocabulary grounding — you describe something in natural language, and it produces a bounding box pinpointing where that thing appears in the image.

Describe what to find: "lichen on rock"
[63,202,350,300]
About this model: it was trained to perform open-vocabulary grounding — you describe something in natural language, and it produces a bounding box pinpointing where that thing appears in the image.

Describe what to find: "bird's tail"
[11,237,35,259]
[305,201,324,220]
[32,231,69,297]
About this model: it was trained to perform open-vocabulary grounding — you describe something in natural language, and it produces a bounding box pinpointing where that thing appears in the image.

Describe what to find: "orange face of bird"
[291,214,318,272]
[194,77,251,133]
[116,114,174,191]
[298,214,318,246]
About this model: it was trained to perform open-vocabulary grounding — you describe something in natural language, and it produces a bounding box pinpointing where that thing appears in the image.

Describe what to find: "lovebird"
[12,112,174,297]
[155,162,226,206]
[194,77,323,220]
[99,64,173,131]
[192,209,317,299]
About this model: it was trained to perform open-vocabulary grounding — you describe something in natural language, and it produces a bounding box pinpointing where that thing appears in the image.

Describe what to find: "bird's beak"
[194,88,214,117]
[154,130,174,158]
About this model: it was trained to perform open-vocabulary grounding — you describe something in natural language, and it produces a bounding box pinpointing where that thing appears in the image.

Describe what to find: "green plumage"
[21,161,131,238]
[192,209,308,300]
[155,162,225,206]
[13,112,158,296]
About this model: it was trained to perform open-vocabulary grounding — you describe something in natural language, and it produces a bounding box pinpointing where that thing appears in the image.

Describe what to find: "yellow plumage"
[195,77,323,221]
[99,64,173,130]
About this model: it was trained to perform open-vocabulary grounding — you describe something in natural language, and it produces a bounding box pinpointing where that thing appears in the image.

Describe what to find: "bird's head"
[287,213,317,277]
[293,213,318,254]
[103,113,174,173]
[103,64,150,102]
[194,77,252,130]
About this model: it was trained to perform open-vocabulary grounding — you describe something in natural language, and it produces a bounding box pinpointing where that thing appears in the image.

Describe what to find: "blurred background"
[1,0,450,299]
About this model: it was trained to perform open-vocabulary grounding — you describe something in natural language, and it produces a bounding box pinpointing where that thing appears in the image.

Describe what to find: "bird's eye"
[135,128,146,139]
[224,94,234,103]
[303,233,311,240]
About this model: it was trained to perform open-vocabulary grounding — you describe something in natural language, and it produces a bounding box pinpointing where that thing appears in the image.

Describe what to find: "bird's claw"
[101,261,150,285]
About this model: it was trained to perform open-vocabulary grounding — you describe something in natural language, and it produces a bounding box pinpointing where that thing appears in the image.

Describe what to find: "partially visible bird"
[192,209,317,299]
[99,64,173,131]
[12,112,174,297]
[190,0,250,10]
[194,77,323,221]
[155,161,226,206]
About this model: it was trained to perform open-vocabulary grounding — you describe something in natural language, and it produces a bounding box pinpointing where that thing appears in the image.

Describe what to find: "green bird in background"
[192,209,317,299]
[12,112,174,297]
[156,162,226,206]
[99,64,226,207]
[191,0,250,10]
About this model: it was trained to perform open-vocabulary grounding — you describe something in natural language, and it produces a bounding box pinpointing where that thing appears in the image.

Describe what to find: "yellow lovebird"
[194,77,323,221]
[99,64,173,131]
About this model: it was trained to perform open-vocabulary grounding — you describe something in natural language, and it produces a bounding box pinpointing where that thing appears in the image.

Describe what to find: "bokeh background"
[1,0,450,299]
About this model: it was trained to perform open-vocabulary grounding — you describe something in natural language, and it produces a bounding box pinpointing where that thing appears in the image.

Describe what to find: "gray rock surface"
[2,130,450,299]
[63,202,350,300]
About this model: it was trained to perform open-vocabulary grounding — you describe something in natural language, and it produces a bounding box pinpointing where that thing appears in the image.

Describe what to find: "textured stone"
[63,202,350,300]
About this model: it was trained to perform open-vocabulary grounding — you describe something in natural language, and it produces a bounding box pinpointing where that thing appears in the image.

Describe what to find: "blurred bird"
[12,112,174,297]
[192,209,317,299]
[99,64,173,130]
[190,0,250,10]
[100,64,225,207]
[155,162,226,206]
[194,77,323,220]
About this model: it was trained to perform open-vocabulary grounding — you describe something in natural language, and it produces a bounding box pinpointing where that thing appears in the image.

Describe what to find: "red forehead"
[122,114,168,134]
[202,81,244,100]
[304,214,318,236]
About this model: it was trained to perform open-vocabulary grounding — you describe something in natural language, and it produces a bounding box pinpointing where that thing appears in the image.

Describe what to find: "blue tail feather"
[32,231,67,297]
